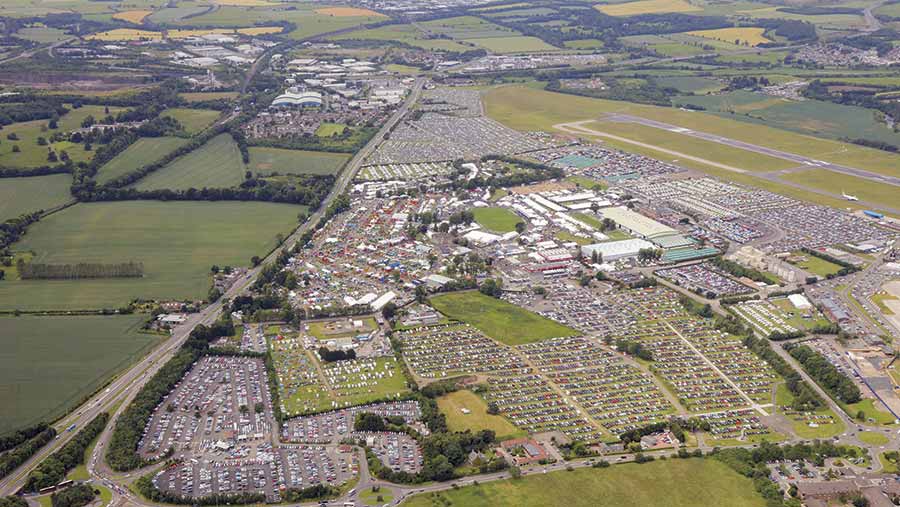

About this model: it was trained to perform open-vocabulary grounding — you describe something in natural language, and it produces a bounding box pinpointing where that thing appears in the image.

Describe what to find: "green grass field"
[858,431,890,446]
[464,36,558,53]
[0,105,124,168]
[402,458,766,507]
[437,390,525,440]
[472,207,522,233]
[315,122,348,137]
[161,107,220,134]
[0,201,303,310]
[178,91,239,102]
[844,398,897,425]
[133,133,245,190]
[587,119,797,172]
[775,384,845,439]
[247,146,349,175]
[331,24,472,52]
[0,173,72,220]
[94,136,189,185]
[0,314,158,435]
[429,291,578,346]
[483,85,900,179]
[786,251,842,278]
[674,91,900,148]
[779,169,900,211]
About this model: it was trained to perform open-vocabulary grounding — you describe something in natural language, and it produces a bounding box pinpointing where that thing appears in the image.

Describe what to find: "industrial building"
[271,88,324,108]
[580,238,655,261]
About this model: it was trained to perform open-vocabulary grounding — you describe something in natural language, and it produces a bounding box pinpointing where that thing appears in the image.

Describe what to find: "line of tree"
[75,176,334,209]
[0,422,51,453]
[0,426,57,479]
[18,261,144,280]
[106,319,234,471]
[50,484,96,507]
[785,343,861,404]
[25,413,109,492]
[743,335,823,411]
[0,165,71,178]
[708,256,774,284]
[135,474,266,506]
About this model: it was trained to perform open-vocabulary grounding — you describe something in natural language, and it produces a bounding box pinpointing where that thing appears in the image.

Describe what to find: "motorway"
[0,78,424,504]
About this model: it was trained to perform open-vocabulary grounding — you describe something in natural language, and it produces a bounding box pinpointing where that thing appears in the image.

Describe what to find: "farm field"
[858,431,890,446]
[112,10,152,24]
[779,169,900,211]
[465,36,558,53]
[429,291,578,346]
[403,458,766,507]
[13,26,70,43]
[178,91,239,102]
[420,16,517,39]
[87,26,282,41]
[483,85,900,179]
[0,201,303,310]
[437,390,524,439]
[161,107,220,134]
[315,6,385,17]
[653,76,724,94]
[0,173,72,221]
[171,6,382,39]
[0,314,158,435]
[248,147,349,175]
[133,133,245,191]
[472,206,522,233]
[331,24,471,52]
[0,105,125,168]
[596,0,701,17]
[685,27,770,46]
[94,136,189,185]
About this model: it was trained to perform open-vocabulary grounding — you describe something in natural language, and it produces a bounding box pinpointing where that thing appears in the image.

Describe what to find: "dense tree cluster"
[25,413,109,492]
[786,344,861,404]
[50,484,96,507]
[136,474,266,506]
[615,338,653,361]
[18,261,143,280]
[0,496,28,507]
[0,422,51,453]
[106,319,233,471]
[0,427,57,479]
[317,346,357,362]
[743,335,823,411]
[708,256,774,284]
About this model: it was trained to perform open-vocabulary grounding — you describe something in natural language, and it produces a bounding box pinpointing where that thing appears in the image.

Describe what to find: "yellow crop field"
[87,28,162,41]
[687,27,771,47]
[212,0,278,5]
[315,6,385,17]
[88,27,282,41]
[112,10,153,24]
[596,0,700,16]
